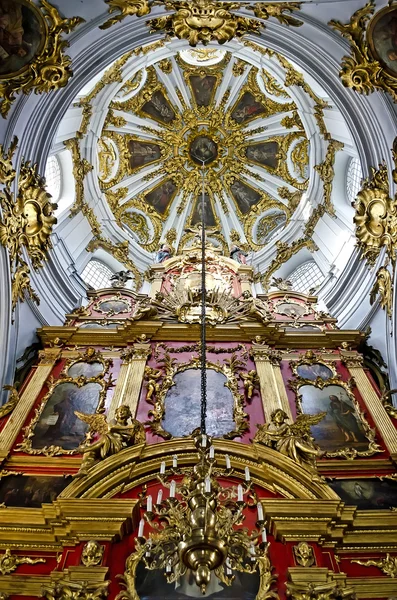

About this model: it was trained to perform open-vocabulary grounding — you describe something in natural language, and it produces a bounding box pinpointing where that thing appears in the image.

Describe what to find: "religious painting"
[145,180,177,215]
[189,74,217,107]
[190,193,217,227]
[135,560,260,599]
[245,141,279,170]
[31,381,102,451]
[141,90,176,124]
[79,322,121,329]
[0,0,45,78]
[285,324,322,332]
[128,140,162,172]
[189,135,218,165]
[274,302,308,319]
[368,6,397,78]
[96,298,130,315]
[296,363,333,381]
[230,180,261,215]
[231,92,266,125]
[67,361,104,379]
[329,478,397,510]
[0,475,70,508]
[162,369,235,438]
[297,384,370,453]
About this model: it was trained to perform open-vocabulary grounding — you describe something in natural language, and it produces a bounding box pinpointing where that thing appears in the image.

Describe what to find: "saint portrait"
[162,369,235,438]
[141,90,176,124]
[190,193,217,227]
[369,6,397,78]
[67,361,104,379]
[231,92,266,125]
[245,142,279,170]
[97,299,130,315]
[0,0,44,78]
[329,478,397,510]
[230,180,261,215]
[0,475,70,508]
[145,180,177,215]
[189,135,218,165]
[128,140,162,171]
[298,384,369,452]
[135,560,260,600]
[296,363,333,381]
[31,381,102,450]
[189,74,217,107]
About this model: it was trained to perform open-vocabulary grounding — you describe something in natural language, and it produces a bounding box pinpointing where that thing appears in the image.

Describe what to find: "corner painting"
[162,369,235,438]
[0,0,45,78]
[141,90,176,125]
[128,140,162,172]
[296,363,333,381]
[368,6,397,79]
[231,92,266,125]
[329,478,397,510]
[0,475,70,507]
[189,74,217,107]
[230,180,261,215]
[135,561,260,599]
[245,141,279,170]
[145,180,177,216]
[190,193,217,227]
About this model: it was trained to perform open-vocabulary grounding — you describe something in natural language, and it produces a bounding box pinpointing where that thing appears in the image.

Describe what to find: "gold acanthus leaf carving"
[81,541,105,567]
[0,549,45,575]
[352,554,397,578]
[42,580,110,600]
[286,580,355,600]
[314,139,344,215]
[0,0,84,118]
[0,386,20,419]
[259,238,318,289]
[370,263,393,319]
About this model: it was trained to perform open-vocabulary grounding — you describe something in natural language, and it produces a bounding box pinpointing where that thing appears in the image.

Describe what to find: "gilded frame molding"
[289,351,337,380]
[93,293,133,316]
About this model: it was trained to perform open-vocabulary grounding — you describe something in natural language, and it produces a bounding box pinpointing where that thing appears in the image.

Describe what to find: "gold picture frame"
[94,293,133,316]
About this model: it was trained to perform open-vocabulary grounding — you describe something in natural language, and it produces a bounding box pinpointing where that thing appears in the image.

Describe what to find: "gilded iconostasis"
[1,1,397,600]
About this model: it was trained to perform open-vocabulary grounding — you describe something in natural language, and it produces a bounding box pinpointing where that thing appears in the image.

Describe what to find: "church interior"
[1,0,397,598]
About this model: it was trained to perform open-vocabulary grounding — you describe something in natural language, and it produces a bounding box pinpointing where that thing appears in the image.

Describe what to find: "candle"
[205,476,211,493]
[226,558,232,575]
[257,502,264,522]
[209,446,214,459]
[250,542,255,556]
[156,489,163,505]
[173,455,178,468]
[245,466,250,481]
[170,480,176,498]
[166,560,172,573]
[237,484,243,502]
[138,518,144,538]
[147,494,152,512]
[225,455,231,470]
[160,461,165,474]
[261,529,267,543]
[201,434,207,447]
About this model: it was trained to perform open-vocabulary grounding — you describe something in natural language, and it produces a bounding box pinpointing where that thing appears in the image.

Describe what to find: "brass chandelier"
[135,161,269,594]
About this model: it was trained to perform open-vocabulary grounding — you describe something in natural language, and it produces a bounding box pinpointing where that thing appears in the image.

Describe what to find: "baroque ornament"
[0,0,84,118]
[0,549,45,575]
[0,137,57,313]
[43,581,110,600]
[352,554,397,578]
[0,386,20,419]
[100,0,302,46]
[81,541,105,567]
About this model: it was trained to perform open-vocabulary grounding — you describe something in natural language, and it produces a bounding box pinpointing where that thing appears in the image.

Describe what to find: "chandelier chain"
[200,164,207,434]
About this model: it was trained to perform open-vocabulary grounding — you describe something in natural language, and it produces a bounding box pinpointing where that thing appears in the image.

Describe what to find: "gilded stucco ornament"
[293,542,315,567]
[380,388,397,420]
[0,0,84,118]
[0,386,20,419]
[43,580,110,600]
[0,137,57,313]
[81,541,105,567]
[352,554,397,578]
[0,549,45,575]
[370,262,393,319]
[286,580,355,600]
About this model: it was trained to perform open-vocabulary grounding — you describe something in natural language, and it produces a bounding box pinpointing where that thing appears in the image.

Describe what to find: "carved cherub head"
[293,541,315,567]
[115,405,132,424]
[81,540,104,567]
[271,409,288,426]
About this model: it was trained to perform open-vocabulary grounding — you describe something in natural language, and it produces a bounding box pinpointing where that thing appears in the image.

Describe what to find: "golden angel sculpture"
[254,408,326,474]
[74,405,145,476]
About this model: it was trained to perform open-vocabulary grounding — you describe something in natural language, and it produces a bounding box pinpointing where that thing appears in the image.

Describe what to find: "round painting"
[296,363,333,381]
[189,135,218,165]
[274,302,307,318]
[0,0,46,79]
[97,299,130,315]
[369,5,397,78]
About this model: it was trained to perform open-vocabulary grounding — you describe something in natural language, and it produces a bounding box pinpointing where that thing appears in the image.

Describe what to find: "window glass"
[81,260,113,289]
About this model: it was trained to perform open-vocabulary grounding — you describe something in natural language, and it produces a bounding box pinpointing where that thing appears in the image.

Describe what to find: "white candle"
[261,529,267,543]
[147,494,152,512]
[156,489,163,504]
[225,455,231,470]
[209,446,214,459]
[250,542,255,556]
[205,476,211,493]
[173,455,178,468]
[201,434,207,447]
[166,560,172,573]
[138,518,145,538]
[245,466,250,481]
[160,461,165,474]
[170,480,176,498]
[237,484,243,502]
[226,558,232,575]
[257,502,264,521]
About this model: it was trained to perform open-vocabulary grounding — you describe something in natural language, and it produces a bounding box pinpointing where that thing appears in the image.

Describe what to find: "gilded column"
[251,341,292,422]
[341,350,397,459]
[108,342,151,420]
[0,348,61,461]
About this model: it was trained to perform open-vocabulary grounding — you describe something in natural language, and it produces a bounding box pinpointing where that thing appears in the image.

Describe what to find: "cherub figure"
[144,366,162,401]
[254,408,326,473]
[240,370,259,399]
[74,405,145,476]
[81,540,104,567]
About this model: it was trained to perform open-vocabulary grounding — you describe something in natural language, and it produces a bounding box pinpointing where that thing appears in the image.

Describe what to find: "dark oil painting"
[189,135,218,165]
[230,180,261,215]
[142,90,176,124]
[162,369,235,438]
[245,142,279,170]
[31,381,102,450]
[0,475,70,507]
[135,561,260,600]
[275,302,307,318]
[97,299,130,314]
[329,478,397,510]
[231,92,266,125]
[145,180,177,215]
[79,322,121,329]
[189,74,217,107]
[191,193,217,227]
[67,361,104,379]
[299,384,369,452]
[296,363,333,381]
[0,0,44,77]
[370,7,397,77]
[128,140,162,171]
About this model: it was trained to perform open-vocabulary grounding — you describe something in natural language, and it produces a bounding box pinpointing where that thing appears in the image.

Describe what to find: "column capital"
[121,343,151,363]
[339,348,364,368]
[38,348,62,365]
[251,339,283,365]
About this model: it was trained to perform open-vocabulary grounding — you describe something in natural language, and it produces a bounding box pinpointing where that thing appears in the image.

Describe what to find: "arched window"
[81,260,114,289]
[346,157,362,204]
[45,155,62,202]
[288,260,323,294]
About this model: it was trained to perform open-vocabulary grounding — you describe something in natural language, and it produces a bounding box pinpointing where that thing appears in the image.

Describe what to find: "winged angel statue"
[254,408,326,474]
[74,405,145,476]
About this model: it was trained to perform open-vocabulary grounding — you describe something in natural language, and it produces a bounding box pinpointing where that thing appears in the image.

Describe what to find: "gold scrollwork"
[81,540,105,567]
[0,0,84,118]
[43,580,110,600]
[0,549,45,575]
[314,139,344,215]
[94,292,133,316]
[289,350,337,380]
[60,347,113,379]
[259,239,318,290]
[0,386,20,419]
[352,554,397,578]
